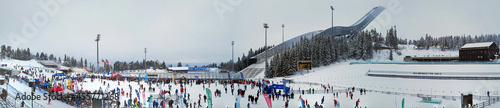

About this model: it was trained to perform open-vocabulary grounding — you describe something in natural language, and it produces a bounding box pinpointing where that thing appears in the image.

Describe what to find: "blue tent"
[34,79,41,83]
[52,73,67,77]
[40,83,52,87]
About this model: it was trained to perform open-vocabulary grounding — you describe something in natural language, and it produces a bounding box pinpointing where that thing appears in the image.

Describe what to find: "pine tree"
[0,45,5,60]
[6,46,11,58]
[85,59,88,68]
[389,50,393,61]
[80,57,84,68]
[177,62,182,67]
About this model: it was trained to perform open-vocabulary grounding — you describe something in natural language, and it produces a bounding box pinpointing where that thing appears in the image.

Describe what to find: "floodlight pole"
[331,6,334,27]
[96,34,100,73]
[264,23,269,78]
[282,24,284,43]
[231,41,234,73]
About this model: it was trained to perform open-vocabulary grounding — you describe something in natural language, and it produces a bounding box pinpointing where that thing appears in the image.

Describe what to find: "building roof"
[168,67,189,71]
[38,60,60,66]
[460,42,494,49]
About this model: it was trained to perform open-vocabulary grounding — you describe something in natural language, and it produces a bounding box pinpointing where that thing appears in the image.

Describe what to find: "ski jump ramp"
[241,6,386,78]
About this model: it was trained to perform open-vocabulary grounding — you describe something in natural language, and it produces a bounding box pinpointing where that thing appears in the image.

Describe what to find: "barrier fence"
[1,80,46,108]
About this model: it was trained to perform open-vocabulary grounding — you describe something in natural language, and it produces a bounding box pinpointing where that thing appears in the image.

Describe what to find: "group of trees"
[412,34,500,51]
[216,46,274,72]
[0,45,92,70]
[112,60,167,72]
[1,45,31,60]
[267,27,398,78]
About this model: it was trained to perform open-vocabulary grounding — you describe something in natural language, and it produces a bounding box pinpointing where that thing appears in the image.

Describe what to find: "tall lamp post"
[95,34,100,73]
[263,23,269,78]
[144,48,147,73]
[282,24,284,43]
[330,6,334,27]
[231,41,234,73]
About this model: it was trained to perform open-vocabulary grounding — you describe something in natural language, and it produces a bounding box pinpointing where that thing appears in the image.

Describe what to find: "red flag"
[101,59,105,63]
[106,59,109,64]
[263,94,272,108]
[97,60,99,64]
[162,99,166,107]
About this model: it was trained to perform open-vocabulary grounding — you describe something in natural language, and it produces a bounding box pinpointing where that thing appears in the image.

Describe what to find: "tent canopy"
[40,83,52,87]
[52,73,67,77]
[51,86,63,91]
[34,79,41,83]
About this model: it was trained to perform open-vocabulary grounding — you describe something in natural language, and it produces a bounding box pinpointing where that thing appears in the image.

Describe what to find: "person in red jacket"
[334,99,337,106]
[355,98,360,108]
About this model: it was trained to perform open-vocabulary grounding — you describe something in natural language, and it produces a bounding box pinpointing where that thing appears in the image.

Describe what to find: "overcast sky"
[1,0,499,66]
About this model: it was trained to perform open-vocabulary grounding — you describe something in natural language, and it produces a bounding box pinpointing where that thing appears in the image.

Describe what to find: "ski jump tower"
[240,6,386,78]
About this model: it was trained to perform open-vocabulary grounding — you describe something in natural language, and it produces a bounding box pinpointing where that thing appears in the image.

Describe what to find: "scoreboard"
[297,61,311,70]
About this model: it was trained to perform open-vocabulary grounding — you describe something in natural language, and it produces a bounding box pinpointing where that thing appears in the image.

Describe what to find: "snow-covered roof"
[38,60,59,66]
[460,42,494,49]
[168,67,188,71]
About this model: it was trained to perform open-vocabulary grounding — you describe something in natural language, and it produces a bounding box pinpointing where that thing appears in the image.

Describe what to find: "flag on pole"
[206,88,212,108]
[264,94,272,108]
[179,94,184,108]
[149,95,153,107]
[235,94,241,108]
[240,73,244,79]
[67,78,71,89]
[301,98,305,108]
[135,90,140,101]
[145,74,148,81]
[142,91,146,106]
[107,69,110,75]
[162,97,166,107]
[157,74,160,81]
[102,59,105,64]
[105,59,109,64]
[402,98,405,108]
[139,74,141,81]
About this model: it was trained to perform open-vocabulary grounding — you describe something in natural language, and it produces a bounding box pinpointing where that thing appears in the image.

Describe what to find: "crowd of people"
[7,64,375,108]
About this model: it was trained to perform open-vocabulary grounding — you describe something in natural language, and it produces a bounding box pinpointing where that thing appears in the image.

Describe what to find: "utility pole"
[145,48,147,73]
